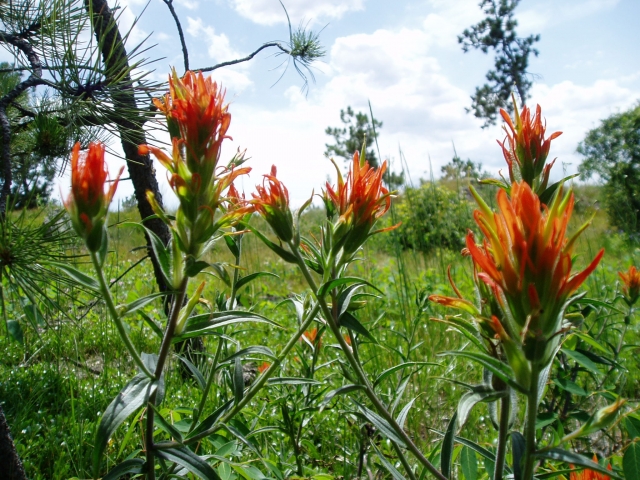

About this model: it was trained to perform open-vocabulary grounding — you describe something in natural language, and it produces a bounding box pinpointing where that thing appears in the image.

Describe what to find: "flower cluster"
[251,165,294,243]
[619,265,640,306]
[141,70,251,256]
[433,180,604,385]
[64,142,123,252]
[497,101,562,195]
[323,151,397,255]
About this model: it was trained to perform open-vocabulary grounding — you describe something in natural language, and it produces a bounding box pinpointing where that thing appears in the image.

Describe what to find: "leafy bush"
[394,182,475,252]
[578,102,640,240]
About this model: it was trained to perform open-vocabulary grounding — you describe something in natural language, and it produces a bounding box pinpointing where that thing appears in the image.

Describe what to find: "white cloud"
[228,0,364,26]
[217,15,640,206]
[518,0,620,33]
[176,0,200,10]
[186,17,253,92]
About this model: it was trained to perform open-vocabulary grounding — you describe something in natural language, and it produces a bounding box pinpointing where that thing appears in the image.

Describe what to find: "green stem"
[190,336,224,430]
[90,251,154,378]
[145,275,189,479]
[185,303,320,444]
[522,367,540,480]
[289,242,447,480]
[393,441,418,480]
[494,391,510,480]
[229,233,243,307]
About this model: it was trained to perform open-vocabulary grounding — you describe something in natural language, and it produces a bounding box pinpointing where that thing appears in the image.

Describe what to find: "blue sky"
[66,0,640,204]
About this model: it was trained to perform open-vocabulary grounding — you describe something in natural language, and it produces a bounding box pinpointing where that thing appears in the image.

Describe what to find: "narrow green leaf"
[122,223,172,287]
[396,397,417,430]
[561,348,602,376]
[441,412,457,479]
[223,346,277,363]
[246,226,297,263]
[93,374,157,477]
[118,292,168,317]
[553,378,587,396]
[206,263,231,287]
[371,442,406,480]
[185,257,210,277]
[624,442,640,480]
[460,446,477,480]
[223,234,240,257]
[50,261,99,291]
[536,448,622,479]
[176,355,206,391]
[625,415,640,439]
[185,399,234,441]
[102,458,145,480]
[457,386,506,427]
[354,401,406,446]
[440,351,527,393]
[267,377,322,386]
[235,271,279,291]
[340,311,377,343]
[374,362,439,388]
[318,276,382,297]
[151,405,183,443]
[138,311,164,339]
[156,446,221,480]
[319,384,365,411]
[511,431,525,480]
[574,297,625,315]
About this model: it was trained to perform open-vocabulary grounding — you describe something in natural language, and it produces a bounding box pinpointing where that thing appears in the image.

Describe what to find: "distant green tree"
[325,106,383,167]
[578,103,640,237]
[440,152,488,182]
[459,0,540,128]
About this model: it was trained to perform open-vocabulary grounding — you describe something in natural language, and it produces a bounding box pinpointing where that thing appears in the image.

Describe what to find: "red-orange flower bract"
[619,265,640,306]
[251,165,294,242]
[153,69,231,187]
[498,103,562,193]
[65,142,123,252]
[324,151,397,255]
[141,70,251,255]
[467,180,604,368]
[569,456,611,480]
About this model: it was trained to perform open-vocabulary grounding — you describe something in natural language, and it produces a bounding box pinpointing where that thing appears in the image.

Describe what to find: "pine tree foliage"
[459,0,540,128]
[325,106,383,168]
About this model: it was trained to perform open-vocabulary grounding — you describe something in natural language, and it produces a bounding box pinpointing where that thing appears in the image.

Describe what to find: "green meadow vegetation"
[1,174,638,479]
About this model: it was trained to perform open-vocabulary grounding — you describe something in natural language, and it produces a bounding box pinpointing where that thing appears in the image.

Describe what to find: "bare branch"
[194,42,289,73]
[162,0,189,72]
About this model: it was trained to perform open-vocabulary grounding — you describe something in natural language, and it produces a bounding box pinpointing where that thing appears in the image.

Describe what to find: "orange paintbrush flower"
[569,456,612,480]
[251,165,294,242]
[65,142,123,252]
[498,102,562,193]
[467,181,604,370]
[154,69,231,178]
[324,151,397,254]
[141,70,250,254]
[619,265,640,306]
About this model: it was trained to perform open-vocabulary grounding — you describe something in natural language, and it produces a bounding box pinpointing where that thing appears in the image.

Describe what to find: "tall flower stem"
[522,367,540,480]
[145,276,189,479]
[90,251,154,378]
[289,242,447,480]
[494,391,511,480]
[190,336,224,430]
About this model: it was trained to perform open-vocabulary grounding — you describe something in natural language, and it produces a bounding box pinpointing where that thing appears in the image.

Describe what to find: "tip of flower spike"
[138,144,150,156]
